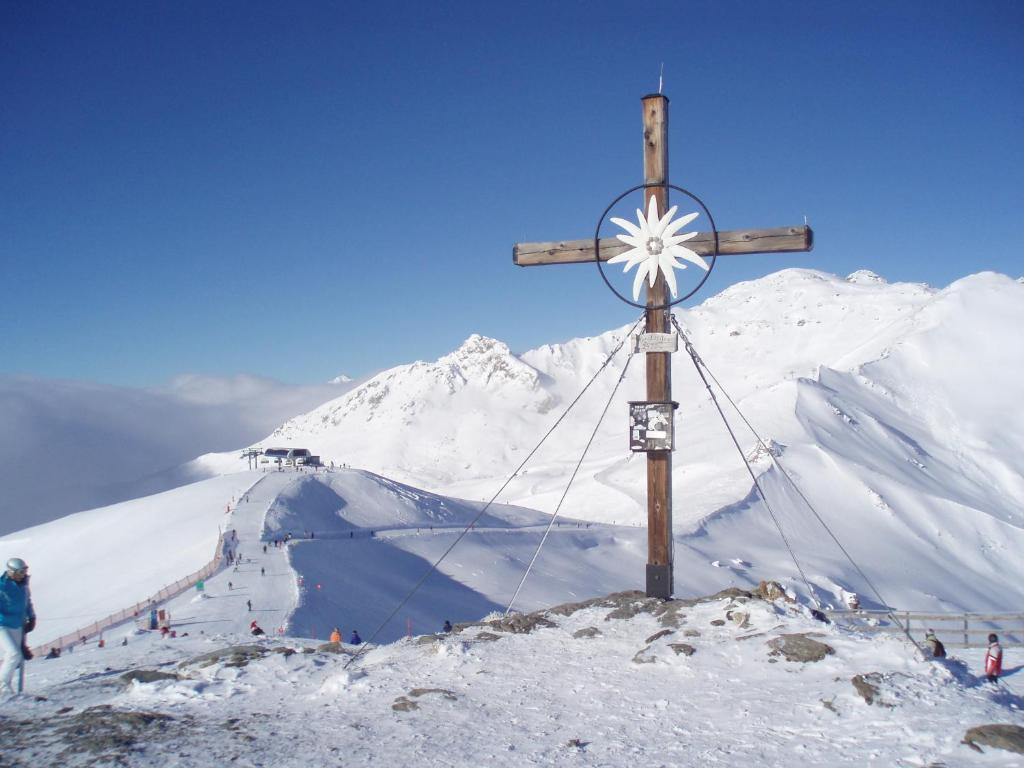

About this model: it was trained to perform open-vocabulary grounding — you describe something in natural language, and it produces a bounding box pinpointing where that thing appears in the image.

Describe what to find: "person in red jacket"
[984,633,1003,683]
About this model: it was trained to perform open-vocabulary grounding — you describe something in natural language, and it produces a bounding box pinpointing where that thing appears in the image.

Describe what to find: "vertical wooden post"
[642,93,673,599]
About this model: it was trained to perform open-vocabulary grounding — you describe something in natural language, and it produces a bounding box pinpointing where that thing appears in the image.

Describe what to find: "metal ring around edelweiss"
[594,183,719,310]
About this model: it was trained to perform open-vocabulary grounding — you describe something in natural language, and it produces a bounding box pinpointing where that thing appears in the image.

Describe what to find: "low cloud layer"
[0,374,353,534]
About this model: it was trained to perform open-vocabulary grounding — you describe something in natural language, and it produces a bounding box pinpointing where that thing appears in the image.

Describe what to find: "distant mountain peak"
[846,270,886,284]
[329,374,353,384]
[268,332,548,444]
[449,334,507,359]
[439,334,540,389]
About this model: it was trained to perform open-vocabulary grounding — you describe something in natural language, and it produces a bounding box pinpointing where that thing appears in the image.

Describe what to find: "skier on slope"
[0,558,36,695]
[349,630,362,645]
[984,633,1003,683]
[250,621,265,637]
[329,627,342,643]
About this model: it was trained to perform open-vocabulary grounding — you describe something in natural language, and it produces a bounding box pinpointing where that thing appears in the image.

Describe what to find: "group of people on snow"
[921,627,1003,682]
[3,550,1013,695]
[329,627,361,645]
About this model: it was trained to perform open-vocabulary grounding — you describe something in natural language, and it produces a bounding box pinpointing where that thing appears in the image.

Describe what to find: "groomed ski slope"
[5,467,646,648]
[150,468,646,645]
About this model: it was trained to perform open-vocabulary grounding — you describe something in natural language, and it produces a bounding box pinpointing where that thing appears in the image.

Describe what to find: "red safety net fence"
[31,532,226,657]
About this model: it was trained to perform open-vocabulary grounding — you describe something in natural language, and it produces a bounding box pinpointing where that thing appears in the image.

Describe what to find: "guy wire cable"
[506,346,635,615]
[343,312,645,669]
[670,315,925,654]
[676,324,821,610]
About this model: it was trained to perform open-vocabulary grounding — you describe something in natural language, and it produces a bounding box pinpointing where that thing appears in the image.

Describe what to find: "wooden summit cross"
[512,93,813,599]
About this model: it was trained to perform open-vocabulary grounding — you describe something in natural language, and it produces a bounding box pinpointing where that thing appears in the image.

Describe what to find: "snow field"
[7,592,1021,767]
[0,472,262,645]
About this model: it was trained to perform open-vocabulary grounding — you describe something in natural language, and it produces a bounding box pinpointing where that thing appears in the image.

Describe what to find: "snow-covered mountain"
[181,269,1024,615]
[197,268,1022,522]
[4,268,1023,644]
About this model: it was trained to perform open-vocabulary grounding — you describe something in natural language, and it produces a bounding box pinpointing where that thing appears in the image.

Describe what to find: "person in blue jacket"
[349,630,362,645]
[0,558,35,695]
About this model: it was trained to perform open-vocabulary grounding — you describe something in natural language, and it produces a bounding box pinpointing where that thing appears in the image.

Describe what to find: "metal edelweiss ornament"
[607,195,710,301]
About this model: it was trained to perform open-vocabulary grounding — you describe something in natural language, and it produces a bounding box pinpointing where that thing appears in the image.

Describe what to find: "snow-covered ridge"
[201,268,960,497]
[274,334,549,434]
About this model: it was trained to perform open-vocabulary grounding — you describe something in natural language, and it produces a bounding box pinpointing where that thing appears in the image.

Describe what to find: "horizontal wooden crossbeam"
[513,225,813,267]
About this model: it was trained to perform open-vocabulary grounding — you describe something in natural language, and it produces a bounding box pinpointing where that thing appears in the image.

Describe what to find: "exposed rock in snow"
[768,632,835,662]
[962,724,1024,755]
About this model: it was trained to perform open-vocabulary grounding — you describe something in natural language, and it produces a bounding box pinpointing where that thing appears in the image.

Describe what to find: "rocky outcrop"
[725,609,750,628]
[851,673,887,706]
[317,641,352,654]
[632,647,658,665]
[551,591,634,614]
[544,588,769,628]
[0,705,193,764]
[962,724,1024,754]
[753,580,792,602]
[645,629,674,644]
[451,606,561,636]
[654,602,687,629]
[179,644,270,669]
[767,634,834,663]
[392,688,457,712]
[482,614,557,634]
[119,669,180,687]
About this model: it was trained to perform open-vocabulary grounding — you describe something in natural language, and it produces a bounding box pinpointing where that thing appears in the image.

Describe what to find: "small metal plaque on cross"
[634,332,678,354]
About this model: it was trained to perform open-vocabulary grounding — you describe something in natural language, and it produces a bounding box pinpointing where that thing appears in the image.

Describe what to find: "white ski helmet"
[5,557,27,573]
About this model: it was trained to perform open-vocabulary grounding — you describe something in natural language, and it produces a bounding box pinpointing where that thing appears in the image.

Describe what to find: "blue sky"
[2,1,1021,387]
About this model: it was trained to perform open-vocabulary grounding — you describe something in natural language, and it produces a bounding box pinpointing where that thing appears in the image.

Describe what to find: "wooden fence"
[826,610,1024,648]
[31,531,226,657]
